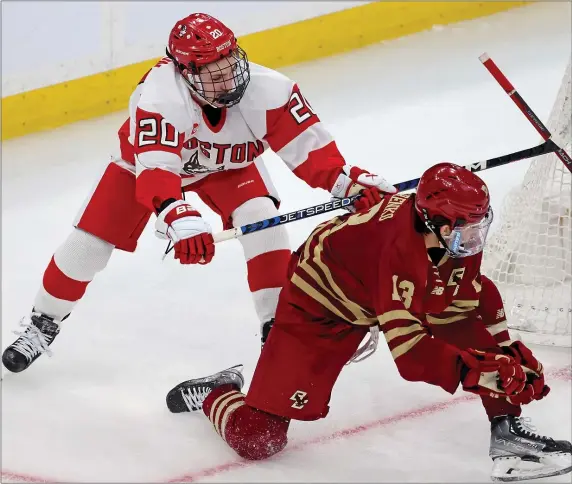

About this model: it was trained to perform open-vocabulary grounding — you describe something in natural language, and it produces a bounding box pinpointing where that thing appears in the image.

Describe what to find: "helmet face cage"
[426,207,494,258]
[181,46,250,108]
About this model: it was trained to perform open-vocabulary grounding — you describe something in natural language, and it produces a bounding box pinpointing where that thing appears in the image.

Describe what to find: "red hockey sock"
[33,229,114,320]
[43,256,90,302]
[481,395,522,421]
[203,385,290,460]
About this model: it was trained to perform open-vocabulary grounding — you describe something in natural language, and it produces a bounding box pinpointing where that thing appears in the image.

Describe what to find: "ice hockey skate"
[489,415,572,481]
[2,312,61,373]
[166,364,245,413]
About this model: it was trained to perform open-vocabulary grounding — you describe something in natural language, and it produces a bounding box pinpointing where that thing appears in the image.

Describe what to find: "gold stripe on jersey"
[291,273,352,323]
[298,262,356,319]
[442,305,474,313]
[296,208,383,324]
[311,230,372,320]
[451,299,479,309]
[486,321,509,336]
[302,219,338,262]
[377,310,422,327]
[353,317,379,326]
[426,314,468,325]
[299,254,369,321]
[443,299,479,313]
[391,333,427,360]
[472,278,482,293]
[296,220,358,322]
[384,323,423,344]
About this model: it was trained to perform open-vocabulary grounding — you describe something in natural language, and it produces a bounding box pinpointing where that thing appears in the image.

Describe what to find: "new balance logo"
[290,390,309,409]
[496,309,505,319]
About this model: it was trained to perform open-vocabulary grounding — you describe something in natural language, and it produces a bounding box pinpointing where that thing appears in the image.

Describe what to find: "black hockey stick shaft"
[214,140,557,243]
[162,139,556,255]
[393,139,556,192]
[479,53,572,173]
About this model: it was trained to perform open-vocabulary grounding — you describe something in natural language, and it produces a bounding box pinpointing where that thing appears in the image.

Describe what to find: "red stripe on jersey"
[291,140,345,190]
[134,108,185,158]
[246,250,291,292]
[264,84,320,153]
[43,257,89,302]
[118,117,135,164]
[136,169,182,212]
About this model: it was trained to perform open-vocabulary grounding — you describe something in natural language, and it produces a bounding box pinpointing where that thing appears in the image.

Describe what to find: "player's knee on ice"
[225,405,290,460]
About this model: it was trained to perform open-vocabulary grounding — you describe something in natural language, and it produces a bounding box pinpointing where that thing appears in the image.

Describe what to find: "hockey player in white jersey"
[2,13,396,373]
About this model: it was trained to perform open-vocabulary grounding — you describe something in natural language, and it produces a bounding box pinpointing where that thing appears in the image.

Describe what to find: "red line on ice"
[167,365,572,482]
[0,471,52,483]
[2,365,570,483]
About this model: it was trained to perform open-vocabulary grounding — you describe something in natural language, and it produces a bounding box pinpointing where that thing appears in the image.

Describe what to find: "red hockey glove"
[331,165,396,212]
[353,187,383,212]
[460,349,528,399]
[155,200,215,265]
[501,341,550,405]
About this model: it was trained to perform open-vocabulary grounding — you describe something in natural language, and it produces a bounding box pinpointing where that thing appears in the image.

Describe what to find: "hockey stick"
[161,195,359,256]
[161,139,556,254]
[208,139,557,244]
[164,61,565,254]
[479,52,572,173]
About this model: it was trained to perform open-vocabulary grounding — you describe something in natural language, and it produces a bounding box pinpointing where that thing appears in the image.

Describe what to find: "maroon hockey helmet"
[167,13,250,107]
[415,163,493,257]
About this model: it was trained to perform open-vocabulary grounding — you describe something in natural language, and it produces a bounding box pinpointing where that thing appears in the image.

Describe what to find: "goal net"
[482,59,571,347]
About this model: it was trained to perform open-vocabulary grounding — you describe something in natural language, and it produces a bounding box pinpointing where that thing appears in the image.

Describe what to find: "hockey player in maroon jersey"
[2,13,396,373]
[166,163,571,482]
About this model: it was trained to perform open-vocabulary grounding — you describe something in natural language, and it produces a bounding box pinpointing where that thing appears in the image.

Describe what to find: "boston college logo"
[290,390,309,409]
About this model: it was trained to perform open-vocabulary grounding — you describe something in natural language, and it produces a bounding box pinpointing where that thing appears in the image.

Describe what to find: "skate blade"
[491,455,572,482]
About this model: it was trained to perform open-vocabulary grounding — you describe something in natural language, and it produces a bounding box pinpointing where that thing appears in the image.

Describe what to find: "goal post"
[482,59,571,347]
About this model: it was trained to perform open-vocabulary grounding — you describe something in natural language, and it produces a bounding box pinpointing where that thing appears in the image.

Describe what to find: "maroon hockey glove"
[155,200,215,265]
[353,186,383,211]
[460,348,528,399]
[501,341,550,405]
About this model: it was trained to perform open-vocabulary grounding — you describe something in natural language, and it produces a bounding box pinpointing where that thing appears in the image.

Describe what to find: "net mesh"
[482,59,571,346]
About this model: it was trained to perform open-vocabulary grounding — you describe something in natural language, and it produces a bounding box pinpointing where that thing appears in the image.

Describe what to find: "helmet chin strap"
[425,220,459,258]
[180,72,222,108]
[181,71,239,108]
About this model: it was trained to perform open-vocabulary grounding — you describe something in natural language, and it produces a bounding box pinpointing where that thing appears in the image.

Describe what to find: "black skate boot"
[261,318,274,347]
[490,415,572,481]
[166,364,244,413]
[2,312,61,373]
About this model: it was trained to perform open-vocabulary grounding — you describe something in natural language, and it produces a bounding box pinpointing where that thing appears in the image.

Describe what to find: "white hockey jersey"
[117,57,347,212]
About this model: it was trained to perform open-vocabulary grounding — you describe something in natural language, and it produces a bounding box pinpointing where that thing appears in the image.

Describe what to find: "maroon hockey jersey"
[288,193,509,394]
